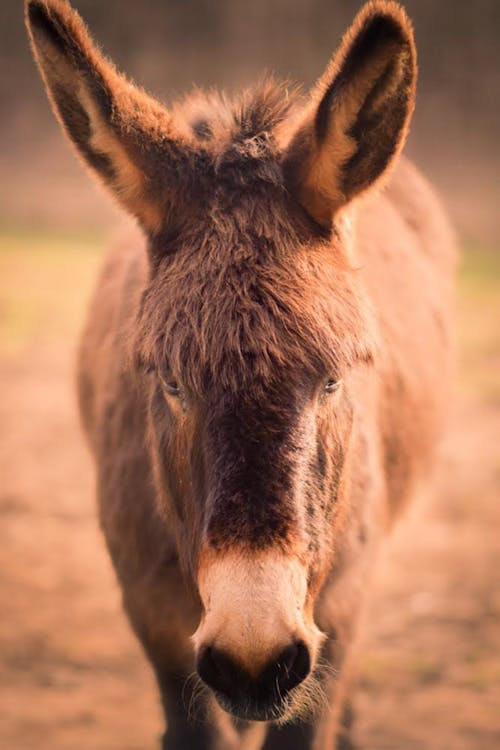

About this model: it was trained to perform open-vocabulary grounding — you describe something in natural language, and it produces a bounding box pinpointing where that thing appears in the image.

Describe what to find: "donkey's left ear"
[284,1,417,227]
[26,0,191,236]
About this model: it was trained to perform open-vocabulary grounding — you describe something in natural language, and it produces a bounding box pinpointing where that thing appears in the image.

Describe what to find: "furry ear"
[284,1,417,227]
[26,0,192,235]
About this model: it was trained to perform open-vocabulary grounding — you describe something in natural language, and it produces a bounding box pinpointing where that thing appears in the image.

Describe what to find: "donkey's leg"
[261,699,356,750]
[261,720,314,750]
[260,679,353,749]
[262,716,356,750]
[156,670,217,750]
[158,675,266,750]
[121,563,241,750]
[335,701,357,750]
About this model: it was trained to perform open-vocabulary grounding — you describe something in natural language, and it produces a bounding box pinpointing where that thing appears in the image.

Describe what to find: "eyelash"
[159,375,181,397]
[325,377,342,394]
[156,373,341,399]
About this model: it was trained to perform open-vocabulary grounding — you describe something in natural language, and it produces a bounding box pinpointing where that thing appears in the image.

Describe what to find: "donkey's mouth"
[212,688,291,723]
[196,639,312,723]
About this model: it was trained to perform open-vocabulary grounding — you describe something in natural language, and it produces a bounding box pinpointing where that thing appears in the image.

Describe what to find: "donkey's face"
[137,188,372,720]
[27,0,416,723]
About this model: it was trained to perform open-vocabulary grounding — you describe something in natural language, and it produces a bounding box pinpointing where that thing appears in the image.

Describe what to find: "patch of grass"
[458,244,500,403]
[0,229,103,356]
[407,655,443,685]
[460,245,500,287]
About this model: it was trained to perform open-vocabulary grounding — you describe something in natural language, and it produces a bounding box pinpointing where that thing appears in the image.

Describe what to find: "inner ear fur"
[26,0,192,235]
[284,1,417,227]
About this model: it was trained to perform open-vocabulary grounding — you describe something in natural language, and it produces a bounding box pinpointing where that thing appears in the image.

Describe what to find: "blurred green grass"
[0,228,103,356]
[0,230,498,403]
[458,245,500,403]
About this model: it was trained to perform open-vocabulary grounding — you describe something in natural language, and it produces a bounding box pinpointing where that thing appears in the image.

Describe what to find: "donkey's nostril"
[268,640,311,695]
[284,641,310,690]
[196,646,244,697]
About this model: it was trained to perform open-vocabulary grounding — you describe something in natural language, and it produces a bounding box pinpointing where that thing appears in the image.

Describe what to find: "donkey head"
[27,0,416,723]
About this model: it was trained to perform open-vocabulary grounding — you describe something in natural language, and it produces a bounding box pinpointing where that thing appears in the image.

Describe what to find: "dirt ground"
[0,231,499,750]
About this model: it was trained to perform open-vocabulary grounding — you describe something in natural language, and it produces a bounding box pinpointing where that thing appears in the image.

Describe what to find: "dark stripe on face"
[314,440,327,491]
[305,435,345,555]
[202,393,302,550]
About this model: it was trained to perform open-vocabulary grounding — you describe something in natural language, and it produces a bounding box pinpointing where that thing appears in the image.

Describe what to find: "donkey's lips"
[213,689,289,722]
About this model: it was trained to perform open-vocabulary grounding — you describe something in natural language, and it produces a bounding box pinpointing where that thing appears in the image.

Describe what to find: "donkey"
[26,0,456,747]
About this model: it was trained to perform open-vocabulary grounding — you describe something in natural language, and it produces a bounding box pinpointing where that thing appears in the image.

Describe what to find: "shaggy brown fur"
[27,1,456,748]
[284,1,417,225]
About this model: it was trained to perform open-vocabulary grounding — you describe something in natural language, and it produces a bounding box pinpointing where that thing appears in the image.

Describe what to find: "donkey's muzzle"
[196,640,310,721]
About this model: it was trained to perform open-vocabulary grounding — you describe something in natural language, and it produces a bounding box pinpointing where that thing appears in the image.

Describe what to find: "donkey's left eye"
[325,378,342,394]
[160,377,181,397]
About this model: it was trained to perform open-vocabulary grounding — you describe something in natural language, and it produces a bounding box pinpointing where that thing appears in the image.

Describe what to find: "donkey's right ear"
[26,0,191,235]
[283,1,417,228]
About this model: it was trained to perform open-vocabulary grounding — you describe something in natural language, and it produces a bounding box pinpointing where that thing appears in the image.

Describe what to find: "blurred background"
[1,0,499,242]
[0,1,499,749]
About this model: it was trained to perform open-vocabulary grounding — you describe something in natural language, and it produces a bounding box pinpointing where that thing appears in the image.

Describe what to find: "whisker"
[182,671,209,724]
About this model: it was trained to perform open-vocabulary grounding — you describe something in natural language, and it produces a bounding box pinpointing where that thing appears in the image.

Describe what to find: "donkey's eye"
[325,378,342,394]
[160,376,181,397]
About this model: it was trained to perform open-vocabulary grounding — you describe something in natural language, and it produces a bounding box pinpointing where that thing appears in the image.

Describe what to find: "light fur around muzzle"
[193,551,325,677]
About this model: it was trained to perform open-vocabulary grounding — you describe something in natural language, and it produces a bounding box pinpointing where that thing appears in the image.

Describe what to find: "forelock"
[177,78,300,145]
[136,202,375,396]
